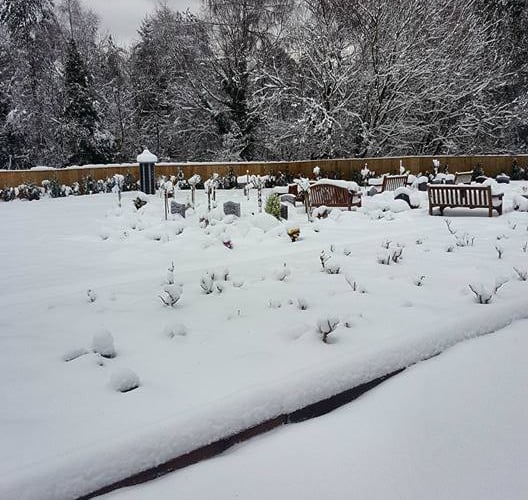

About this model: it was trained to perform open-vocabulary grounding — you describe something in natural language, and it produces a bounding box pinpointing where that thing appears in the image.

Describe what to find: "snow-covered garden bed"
[1,182,528,499]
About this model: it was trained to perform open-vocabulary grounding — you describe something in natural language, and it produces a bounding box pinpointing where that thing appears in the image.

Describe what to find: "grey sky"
[82,0,201,46]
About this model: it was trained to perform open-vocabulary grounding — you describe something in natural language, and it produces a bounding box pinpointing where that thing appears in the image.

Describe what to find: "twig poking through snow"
[513,267,528,281]
[316,317,339,343]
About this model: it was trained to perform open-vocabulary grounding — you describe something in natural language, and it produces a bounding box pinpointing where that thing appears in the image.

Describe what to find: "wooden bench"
[381,174,408,192]
[428,184,503,217]
[454,171,473,184]
[369,174,409,194]
[309,183,362,210]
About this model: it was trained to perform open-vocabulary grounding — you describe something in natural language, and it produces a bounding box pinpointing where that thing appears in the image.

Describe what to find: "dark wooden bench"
[381,174,408,192]
[428,184,503,217]
[454,171,473,184]
[309,183,362,210]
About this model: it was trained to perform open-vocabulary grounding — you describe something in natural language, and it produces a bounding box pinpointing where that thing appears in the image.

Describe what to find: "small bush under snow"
[110,368,140,393]
[92,330,116,359]
[164,323,187,338]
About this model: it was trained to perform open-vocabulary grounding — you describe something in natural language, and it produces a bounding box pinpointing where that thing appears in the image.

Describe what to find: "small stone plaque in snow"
[170,201,186,218]
[223,201,241,217]
[280,194,296,205]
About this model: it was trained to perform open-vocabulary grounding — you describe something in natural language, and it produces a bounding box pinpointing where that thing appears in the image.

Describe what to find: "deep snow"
[0,181,527,499]
[101,320,528,500]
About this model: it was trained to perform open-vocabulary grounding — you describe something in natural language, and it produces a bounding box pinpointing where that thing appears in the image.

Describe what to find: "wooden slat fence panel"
[2,155,527,189]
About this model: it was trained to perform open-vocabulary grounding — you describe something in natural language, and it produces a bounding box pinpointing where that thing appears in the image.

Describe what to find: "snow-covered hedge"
[0,173,138,202]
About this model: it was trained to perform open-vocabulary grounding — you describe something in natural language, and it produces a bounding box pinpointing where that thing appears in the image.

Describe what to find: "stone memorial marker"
[280,194,296,205]
[280,203,288,220]
[170,201,187,218]
[223,201,241,217]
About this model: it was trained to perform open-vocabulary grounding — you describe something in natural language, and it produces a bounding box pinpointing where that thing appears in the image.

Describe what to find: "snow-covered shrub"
[313,206,330,219]
[200,274,214,294]
[456,233,475,247]
[110,368,140,393]
[86,289,97,303]
[512,194,528,212]
[164,323,187,338]
[413,275,426,287]
[468,279,508,304]
[377,247,403,265]
[159,284,183,307]
[344,274,366,293]
[316,317,339,343]
[265,193,281,220]
[320,250,330,269]
[377,251,392,265]
[297,297,309,310]
[92,330,116,358]
[324,259,341,274]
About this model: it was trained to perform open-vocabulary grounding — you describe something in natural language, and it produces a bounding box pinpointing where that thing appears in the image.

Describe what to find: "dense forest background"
[1,0,527,169]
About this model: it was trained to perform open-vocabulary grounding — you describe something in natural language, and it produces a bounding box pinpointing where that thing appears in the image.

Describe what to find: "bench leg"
[489,206,493,217]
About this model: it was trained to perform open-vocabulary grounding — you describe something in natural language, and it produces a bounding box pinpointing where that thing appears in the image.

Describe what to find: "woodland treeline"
[0,0,527,168]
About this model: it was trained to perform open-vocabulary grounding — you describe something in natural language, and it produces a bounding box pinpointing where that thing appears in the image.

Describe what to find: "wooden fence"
[1,155,527,188]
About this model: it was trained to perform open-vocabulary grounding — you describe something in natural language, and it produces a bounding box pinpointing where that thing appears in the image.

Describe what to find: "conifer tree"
[63,38,114,165]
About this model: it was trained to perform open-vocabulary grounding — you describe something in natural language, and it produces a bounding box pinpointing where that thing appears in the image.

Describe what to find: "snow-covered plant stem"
[159,285,183,307]
[468,279,507,304]
[513,267,528,281]
[166,261,175,285]
[317,317,339,344]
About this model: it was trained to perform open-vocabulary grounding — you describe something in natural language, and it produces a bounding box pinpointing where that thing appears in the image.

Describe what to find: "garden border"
[77,369,403,500]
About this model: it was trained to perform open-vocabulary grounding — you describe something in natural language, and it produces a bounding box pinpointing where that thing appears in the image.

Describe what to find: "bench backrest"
[428,185,492,208]
[454,171,473,184]
[309,184,351,207]
[381,175,408,192]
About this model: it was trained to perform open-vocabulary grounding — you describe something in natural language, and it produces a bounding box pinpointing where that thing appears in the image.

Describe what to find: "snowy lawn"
[1,182,528,499]
[101,319,528,500]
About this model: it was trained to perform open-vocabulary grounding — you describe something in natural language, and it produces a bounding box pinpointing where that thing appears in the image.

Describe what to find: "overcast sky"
[82,0,201,46]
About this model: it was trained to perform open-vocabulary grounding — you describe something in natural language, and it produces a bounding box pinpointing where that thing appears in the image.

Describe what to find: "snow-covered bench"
[427,184,503,217]
[369,174,409,194]
[454,171,473,184]
[309,180,362,210]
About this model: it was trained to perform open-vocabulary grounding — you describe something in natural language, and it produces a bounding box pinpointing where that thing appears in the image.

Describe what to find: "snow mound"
[250,213,280,232]
[110,368,140,393]
[92,330,116,359]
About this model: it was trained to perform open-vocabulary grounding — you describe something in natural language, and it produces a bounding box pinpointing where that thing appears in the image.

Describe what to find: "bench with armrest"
[427,184,503,217]
[309,181,362,210]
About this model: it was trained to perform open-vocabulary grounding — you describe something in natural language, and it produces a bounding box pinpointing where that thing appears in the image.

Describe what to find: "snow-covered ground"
[1,182,527,499]
[101,319,528,500]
